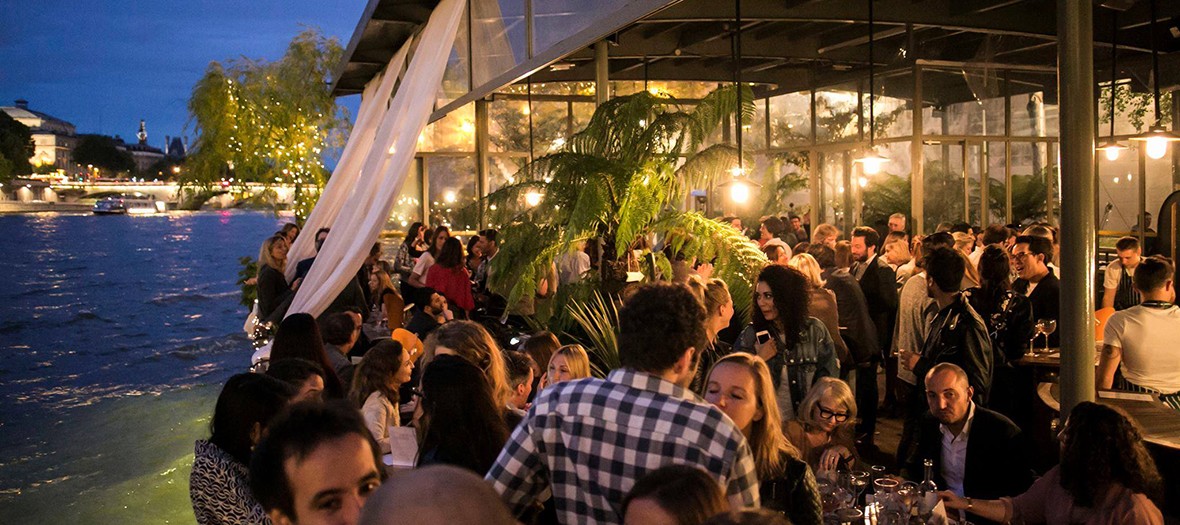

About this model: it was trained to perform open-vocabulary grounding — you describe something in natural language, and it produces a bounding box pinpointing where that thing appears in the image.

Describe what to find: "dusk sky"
[0,0,368,148]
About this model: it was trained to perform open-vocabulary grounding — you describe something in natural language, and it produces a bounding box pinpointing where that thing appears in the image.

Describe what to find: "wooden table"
[1039,383,1180,449]
[1014,351,1061,368]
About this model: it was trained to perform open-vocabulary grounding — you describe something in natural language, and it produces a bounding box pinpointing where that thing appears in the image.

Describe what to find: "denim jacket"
[734,317,838,415]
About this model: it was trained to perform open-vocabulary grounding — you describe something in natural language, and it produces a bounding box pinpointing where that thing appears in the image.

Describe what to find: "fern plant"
[479,86,768,328]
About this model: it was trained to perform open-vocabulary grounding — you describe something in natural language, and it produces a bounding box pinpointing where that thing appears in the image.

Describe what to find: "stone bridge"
[45,182,297,210]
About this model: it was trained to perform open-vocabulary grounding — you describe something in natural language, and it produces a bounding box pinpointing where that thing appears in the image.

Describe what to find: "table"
[1039,383,1180,449]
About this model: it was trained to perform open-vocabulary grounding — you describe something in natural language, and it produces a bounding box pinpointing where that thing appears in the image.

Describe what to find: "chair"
[384,290,406,330]
[1095,306,1116,342]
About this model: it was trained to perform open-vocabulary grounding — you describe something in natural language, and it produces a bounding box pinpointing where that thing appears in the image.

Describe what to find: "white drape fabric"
[283,40,412,280]
[285,0,466,318]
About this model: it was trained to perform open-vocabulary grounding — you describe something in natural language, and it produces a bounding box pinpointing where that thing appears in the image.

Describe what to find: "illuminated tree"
[183,28,349,221]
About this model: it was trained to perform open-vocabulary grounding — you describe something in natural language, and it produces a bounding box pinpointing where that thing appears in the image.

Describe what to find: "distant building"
[0,99,78,170]
[164,135,187,161]
[117,120,165,174]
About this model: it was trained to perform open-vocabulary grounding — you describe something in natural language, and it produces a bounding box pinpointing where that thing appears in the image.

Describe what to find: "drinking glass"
[896,481,918,517]
[850,470,870,506]
[833,507,863,525]
[1040,319,1057,353]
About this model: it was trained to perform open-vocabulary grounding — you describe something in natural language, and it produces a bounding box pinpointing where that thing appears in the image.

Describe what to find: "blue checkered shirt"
[486,368,760,524]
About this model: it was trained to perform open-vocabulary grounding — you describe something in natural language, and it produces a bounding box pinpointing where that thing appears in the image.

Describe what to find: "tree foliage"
[183,28,349,221]
[74,134,135,174]
[0,111,33,183]
[479,87,767,332]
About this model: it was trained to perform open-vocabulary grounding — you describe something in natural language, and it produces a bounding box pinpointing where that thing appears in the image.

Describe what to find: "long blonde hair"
[788,253,825,288]
[549,344,592,381]
[797,377,857,439]
[423,321,512,407]
[685,275,732,317]
[709,353,801,479]
[258,235,287,274]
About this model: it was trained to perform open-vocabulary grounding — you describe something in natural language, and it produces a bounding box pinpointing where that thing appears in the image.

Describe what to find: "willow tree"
[480,87,767,327]
[184,28,349,220]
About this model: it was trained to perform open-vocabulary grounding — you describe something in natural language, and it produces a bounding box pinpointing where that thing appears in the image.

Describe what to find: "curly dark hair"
[1059,401,1163,507]
[751,265,811,352]
[618,282,708,373]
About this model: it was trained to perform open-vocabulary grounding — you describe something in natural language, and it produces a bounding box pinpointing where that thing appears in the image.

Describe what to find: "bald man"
[358,466,516,525]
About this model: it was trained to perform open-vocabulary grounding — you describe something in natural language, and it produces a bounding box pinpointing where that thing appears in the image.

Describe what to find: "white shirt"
[557,251,591,284]
[1103,259,1136,289]
[1104,304,1180,393]
[939,401,976,497]
[411,251,435,279]
[968,247,983,268]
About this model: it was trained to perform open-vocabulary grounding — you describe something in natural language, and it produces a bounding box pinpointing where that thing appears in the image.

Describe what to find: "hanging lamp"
[717,0,761,204]
[1095,11,1128,161]
[854,0,888,175]
[1129,0,1180,160]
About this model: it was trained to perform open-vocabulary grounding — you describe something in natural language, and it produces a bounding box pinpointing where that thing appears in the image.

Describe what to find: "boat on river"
[92,194,166,215]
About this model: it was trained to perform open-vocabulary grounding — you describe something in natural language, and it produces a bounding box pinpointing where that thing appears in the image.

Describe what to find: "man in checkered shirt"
[486,282,760,523]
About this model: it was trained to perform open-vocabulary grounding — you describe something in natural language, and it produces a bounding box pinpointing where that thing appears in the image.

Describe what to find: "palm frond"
[565,291,620,378]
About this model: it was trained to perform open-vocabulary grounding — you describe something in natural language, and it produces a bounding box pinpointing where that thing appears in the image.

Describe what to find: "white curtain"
[284,40,412,280]
[285,0,466,318]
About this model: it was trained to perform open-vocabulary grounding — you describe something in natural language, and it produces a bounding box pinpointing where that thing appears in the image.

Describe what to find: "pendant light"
[1095,11,1128,161]
[854,0,888,175]
[1129,0,1180,160]
[718,0,760,204]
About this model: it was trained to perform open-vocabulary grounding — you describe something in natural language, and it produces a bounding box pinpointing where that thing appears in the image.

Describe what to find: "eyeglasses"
[818,404,850,422]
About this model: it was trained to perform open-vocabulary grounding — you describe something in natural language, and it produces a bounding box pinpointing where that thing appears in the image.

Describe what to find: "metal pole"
[475,99,489,229]
[595,41,610,106]
[810,88,820,229]
[911,64,924,235]
[1057,0,1096,416]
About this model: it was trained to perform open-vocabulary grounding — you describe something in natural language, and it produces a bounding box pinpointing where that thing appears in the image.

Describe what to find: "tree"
[0,111,33,184]
[184,28,350,221]
[74,134,135,175]
[479,87,767,329]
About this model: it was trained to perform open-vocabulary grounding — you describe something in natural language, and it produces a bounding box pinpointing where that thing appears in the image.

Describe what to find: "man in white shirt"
[902,363,1032,512]
[1101,236,1143,311]
[1099,255,1180,410]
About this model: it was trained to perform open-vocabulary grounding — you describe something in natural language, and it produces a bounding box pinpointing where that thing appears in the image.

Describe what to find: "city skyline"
[0,0,366,145]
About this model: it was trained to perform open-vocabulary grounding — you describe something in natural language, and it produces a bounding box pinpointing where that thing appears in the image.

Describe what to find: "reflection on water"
[0,211,287,524]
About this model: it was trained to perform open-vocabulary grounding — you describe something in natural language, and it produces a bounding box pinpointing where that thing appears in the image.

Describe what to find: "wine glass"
[850,470,870,506]
[1040,319,1057,353]
[896,481,918,517]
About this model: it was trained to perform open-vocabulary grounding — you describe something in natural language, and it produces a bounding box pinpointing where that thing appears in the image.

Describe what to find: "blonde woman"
[546,344,592,386]
[787,254,849,366]
[785,377,859,478]
[256,234,298,323]
[423,321,513,410]
[952,232,982,288]
[704,353,822,524]
[685,276,735,393]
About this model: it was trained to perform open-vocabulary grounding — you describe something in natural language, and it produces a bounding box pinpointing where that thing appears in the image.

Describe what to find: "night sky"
[0,0,367,148]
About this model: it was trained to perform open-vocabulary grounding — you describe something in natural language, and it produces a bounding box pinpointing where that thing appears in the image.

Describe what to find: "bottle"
[917,459,939,522]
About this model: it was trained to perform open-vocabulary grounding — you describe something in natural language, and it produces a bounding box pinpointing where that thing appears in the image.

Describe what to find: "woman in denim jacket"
[735,265,838,422]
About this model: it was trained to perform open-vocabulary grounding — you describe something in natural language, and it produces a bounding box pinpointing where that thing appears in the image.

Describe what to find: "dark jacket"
[821,268,879,366]
[257,264,293,324]
[856,254,899,360]
[902,406,1035,514]
[1013,271,1060,347]
[913,294,994,406]
[966,287,1034,366]
[735,318,838,415]
[406,310,442,341]
[761,454,823,525]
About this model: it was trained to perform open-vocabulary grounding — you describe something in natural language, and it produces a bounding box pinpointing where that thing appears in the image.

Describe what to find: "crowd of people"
[190,216,1170,525]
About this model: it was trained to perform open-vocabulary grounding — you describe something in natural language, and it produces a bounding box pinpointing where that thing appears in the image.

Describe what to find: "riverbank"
[0,201,92,214]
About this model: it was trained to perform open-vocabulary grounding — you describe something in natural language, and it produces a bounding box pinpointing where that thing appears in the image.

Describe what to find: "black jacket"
[856,255,899,360]
[966,286,1034,366]
[902,406,1035,518]
[761,454,823,525]
[821,268,879,366]
[1013,271,1060,347]
[913,294,993,405]
[257,264,293,324]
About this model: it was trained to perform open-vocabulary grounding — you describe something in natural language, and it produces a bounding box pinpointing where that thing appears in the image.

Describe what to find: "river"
[0,210,289,524]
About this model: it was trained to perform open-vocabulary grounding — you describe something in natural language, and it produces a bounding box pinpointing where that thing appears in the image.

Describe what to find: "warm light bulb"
[729,181,750,204]
[525,191,543,207]
[1146,137,1168,160]
[858,176,868,188]
[444,190,456,203]
[861,157,885,175]
[1104,147,1121,161]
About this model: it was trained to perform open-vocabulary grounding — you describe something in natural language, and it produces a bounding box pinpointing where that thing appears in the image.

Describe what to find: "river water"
[0,210,289,524]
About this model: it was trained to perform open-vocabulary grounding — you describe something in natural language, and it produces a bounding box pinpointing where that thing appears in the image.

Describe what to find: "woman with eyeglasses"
[785,377,859,478]
[734,265,838,422]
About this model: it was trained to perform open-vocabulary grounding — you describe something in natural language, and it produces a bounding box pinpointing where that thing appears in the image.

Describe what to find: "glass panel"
[528,101,570,158]
[533,0,630,53]
[815,83,860,143]
[488,154,527,193]
[472,0,527,86]
[438,4,471,105]
[985,141,1007,225]
[818,152,849,230]
[860,141,912,228]
[1098,143,1140,233]
[870,72,913,139]
[1009,142,1050,225]
[922,142,966,232]
[922,68,1004,136]
[1099,83,1173,137]
[427,156,478,231]
[489,97,531,153]
[418,104,475,153]
[769,91,812,148]
[571,102,595,134]
[1144,152,1171,254]
[387,159,423,230]
[1009,72,1059,137]
[759,152,810,220]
